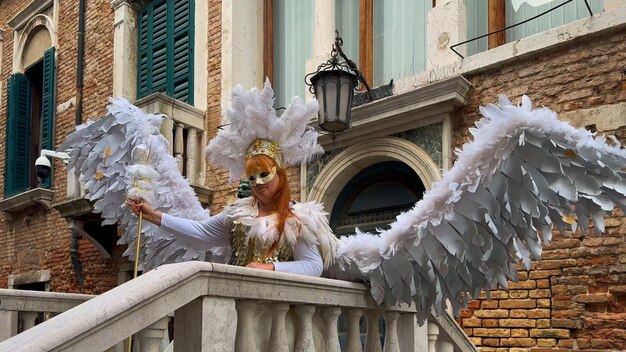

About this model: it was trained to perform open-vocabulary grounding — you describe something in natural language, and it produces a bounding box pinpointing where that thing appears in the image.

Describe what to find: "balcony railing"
[0,262,476,352]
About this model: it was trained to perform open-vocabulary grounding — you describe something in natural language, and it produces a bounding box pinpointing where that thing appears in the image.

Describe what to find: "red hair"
[245,154,294,234]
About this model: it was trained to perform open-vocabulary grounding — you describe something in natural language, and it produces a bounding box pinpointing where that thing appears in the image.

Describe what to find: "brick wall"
[456,28,626,351]
[0,0,121,294]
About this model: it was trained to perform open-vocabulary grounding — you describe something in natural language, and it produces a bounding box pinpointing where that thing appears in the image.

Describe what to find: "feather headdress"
[206,80,323,181]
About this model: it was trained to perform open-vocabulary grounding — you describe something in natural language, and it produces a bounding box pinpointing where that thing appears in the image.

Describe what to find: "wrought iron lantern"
[305,31,370,134]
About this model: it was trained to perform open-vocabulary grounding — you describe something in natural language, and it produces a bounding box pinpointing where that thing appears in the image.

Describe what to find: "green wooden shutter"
[137,5,151,98]
[170,0,194,104]
[5,73,31,197]
[40,47,56,188]
[137,0,193,105]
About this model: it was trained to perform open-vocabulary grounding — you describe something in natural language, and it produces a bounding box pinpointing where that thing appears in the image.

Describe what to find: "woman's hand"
[246,262,275,271]
[127,198,163,226]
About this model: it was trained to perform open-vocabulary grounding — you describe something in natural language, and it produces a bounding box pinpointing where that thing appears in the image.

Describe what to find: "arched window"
[330,161,424,237]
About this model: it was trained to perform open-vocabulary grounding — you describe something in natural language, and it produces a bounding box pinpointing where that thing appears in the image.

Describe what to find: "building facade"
[0,0,625,350]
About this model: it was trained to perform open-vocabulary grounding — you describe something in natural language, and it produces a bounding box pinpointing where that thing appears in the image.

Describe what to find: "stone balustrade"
[0,262,476,352]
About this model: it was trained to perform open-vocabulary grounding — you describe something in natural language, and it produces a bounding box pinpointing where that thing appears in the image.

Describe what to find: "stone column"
[221,0,263,112]
[174,297,236,352]
[364,311,382,352]
[111,0,138,100]
[427,322,439,352]
[136,317,169,352]
[268,303,290,352]
[186,128,198,185]
[427,0,466,70]
[294,305,316,352]
[0,310,18,342]
[174,124,184,173]
[345,309,363,352]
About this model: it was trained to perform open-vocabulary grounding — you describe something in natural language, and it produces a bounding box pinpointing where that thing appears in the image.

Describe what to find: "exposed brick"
[573,293,614,304]
[500,338,536,347]
[529,289,551,299]
[473,328,511,338]
[536,319,551,328]
[500,299,536,309]
[483,319,499,328]
[536,338,557,347]
[508,280,537,290]
[511,329,529,337]
[474,309,509,318]
[537,299,551,308]
[527,309,551,319]
[529,269,562,279]
[499,319,536,328]
[510,309,528,318]
[482,338,501,347]
[463,317,482,327]
[529,329,570,339]
[551,318,580,329]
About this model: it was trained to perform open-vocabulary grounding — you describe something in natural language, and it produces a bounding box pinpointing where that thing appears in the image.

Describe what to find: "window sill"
[0,188,55,214]
[135,93,205,130]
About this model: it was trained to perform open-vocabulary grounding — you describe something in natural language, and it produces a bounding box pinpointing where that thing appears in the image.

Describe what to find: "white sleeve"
[273,239,323,277]
[160,212,231,247]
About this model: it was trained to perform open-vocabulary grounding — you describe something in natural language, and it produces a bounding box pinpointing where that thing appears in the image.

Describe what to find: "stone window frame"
[9,0,58,74]
[307,137,441,211]
[0,1,58,214]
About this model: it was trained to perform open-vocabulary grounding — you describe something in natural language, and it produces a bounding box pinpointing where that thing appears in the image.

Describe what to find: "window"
[330,161,424,237]
[137,0,194,105]
[335,1,431,87]
[466,0,604,56]
[5,47,55,197]
[272,0,313,109]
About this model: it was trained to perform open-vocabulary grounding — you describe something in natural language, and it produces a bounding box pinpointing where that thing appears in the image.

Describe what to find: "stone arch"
[308,137,441,212]
[14,14,55,72]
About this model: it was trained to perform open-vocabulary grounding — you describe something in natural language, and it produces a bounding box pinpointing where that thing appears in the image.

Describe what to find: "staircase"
[0,262,476,351]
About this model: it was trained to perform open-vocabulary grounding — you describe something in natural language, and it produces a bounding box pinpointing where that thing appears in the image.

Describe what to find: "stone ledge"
[0,188,55,214]
[135,92,205,130]
[52,197,93,218]
[191,185,213,206]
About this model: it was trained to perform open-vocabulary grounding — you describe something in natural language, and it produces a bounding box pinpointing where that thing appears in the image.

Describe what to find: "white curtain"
[373,1,431,86]
[273,0,313,109]
[335,0,360,67]
[506,0,603,41]
[467,0,604,56]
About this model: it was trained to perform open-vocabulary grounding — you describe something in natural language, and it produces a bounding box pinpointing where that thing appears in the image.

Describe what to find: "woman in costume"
[128,83,338,277]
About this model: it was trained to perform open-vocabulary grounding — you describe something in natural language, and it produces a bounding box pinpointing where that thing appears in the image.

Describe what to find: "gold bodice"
[228,223,294,267]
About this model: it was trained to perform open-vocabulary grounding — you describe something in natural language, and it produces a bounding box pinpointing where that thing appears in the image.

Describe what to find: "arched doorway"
[330,161,424,236]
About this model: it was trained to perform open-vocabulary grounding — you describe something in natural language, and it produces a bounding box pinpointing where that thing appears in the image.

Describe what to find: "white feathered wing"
[334,95,626,323]
[60,98,227,270]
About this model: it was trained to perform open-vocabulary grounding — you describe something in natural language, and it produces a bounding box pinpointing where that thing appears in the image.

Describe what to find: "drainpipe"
[71,0,86,288]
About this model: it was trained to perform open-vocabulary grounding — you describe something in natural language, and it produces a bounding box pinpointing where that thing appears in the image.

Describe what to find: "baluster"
[364,311,382,352]
[161,116,174,155]
[320,307,341,352]
[382,312,399,352]
[427,322,439,352]
[438,340,454,352]
[345,309,363,352]
[136,316,169,352]
[0,310,18,342]
[198,131,207,186]
[295,305,315,352]
[174,124,184,173]
[21,311,38,330]
[269,303,289,352]
[235,300,257,352]
[175,296,236,352]
[186,127,197,185]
